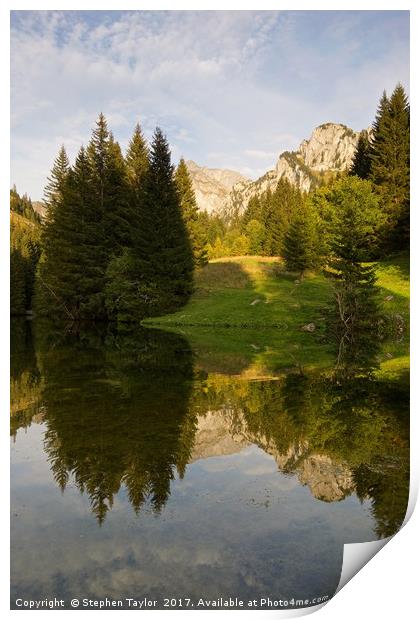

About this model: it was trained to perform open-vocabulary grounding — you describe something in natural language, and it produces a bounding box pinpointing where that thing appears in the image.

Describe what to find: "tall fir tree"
[43,145,70,218]
[175,158,208,267]
[266,179,303,255]
[65,146,109,317]
[36,143,111,319]
[125,123,149,234]
[349,129,371,179]
[35,146,71,316]
[369,85,410,249]
[322,177,385,363]
[87,114,131,258]
[282,203,319,278]
[104,124,151,322]
[106,134,131,248]
[126,123,149,195]
[129,128,194,316]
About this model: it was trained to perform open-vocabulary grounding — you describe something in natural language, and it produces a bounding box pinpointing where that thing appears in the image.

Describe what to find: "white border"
[2,2,418,619]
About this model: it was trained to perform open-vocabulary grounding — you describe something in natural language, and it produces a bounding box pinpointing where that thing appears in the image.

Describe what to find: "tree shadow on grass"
[194,260,253,294]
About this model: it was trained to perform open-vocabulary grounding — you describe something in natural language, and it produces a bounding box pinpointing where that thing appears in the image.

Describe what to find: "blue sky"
[11,10,409,200]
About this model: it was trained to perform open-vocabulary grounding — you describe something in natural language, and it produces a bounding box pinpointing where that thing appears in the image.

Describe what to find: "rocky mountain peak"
[201,122,361,219]
[297,122,358,172]
[185,160,250,214]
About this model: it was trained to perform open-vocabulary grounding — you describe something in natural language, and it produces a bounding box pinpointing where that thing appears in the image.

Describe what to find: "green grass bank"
[143,255,409,376]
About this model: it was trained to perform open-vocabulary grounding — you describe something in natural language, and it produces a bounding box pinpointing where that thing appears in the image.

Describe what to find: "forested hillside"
[10,189,41,315]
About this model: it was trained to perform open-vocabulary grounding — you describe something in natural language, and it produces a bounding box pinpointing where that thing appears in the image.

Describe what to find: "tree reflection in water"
[10,319,409,537]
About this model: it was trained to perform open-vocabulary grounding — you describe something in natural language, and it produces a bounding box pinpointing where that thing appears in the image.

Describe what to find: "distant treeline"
[207,83,409,260]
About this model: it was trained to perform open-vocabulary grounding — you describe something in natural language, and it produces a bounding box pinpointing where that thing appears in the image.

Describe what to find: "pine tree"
[105,134,131,250]
[135,128,193,315]
[125,123,149,196]
[66,146,109,317]
[282,203,318,278]
[36,145,109,319]
[104,124,150,322]
[243,195,263,225]
[175,158,208,267]
[323,177,384,362]
[246,219,265,255]
[87,114,131,258]
[106,128,194,319]
[349,130,371,179]
[43,145,70,219]
[369,85,410,249]
[35,146,72,316]
[36,169,81,319]
[268,179,303,255]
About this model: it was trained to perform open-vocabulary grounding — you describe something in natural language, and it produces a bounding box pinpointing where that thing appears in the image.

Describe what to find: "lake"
[10,319,409,609]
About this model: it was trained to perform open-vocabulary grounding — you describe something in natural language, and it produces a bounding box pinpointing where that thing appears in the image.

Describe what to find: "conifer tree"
[106,128,194,319]
[35,146,71,316]
[105,134,131,249]
[66,147,109,317]
[36,168,82,319]
[126,123,149,197]
[349,129,371,179]
[246,219,265,255]
[36,145,109,319]
[131,128,194,315]
[243,195,263,225]
[87,114,130,258]
[175,158,208,267]
[104,124,150,322]
[322,177,385,351]
[43,145,70,217]
[267,179,303,255]
[282,203,318,278]
[243,180,303,256]
[369,85,410,249]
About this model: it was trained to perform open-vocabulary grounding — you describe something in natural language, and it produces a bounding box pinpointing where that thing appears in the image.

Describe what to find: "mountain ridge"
[188,122,361,217]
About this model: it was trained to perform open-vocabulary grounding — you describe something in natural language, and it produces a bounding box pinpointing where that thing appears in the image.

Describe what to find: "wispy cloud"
[11,10,409,199]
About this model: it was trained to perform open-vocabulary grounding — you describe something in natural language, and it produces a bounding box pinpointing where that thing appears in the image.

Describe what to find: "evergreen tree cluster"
[10,186,41,224]
[242,178,305,256]
[207,178,307,260]
[206,83,409,268]
[35,115,202,321]
[349,83,410,250]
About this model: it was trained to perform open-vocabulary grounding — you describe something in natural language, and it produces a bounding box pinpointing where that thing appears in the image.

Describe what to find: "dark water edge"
[10,319,409,609]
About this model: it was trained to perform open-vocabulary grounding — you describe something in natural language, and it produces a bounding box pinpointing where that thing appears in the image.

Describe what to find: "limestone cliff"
[217,123,360,219]
[185,160,250,214]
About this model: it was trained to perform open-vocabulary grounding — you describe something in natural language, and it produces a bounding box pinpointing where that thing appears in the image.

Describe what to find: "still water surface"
[10,320,409,609]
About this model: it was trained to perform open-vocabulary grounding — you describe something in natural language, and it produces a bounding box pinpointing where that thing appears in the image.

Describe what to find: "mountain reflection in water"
[10,319,409,607]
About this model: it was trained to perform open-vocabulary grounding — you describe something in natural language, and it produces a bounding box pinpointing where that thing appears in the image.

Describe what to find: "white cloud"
[10,10,409,199]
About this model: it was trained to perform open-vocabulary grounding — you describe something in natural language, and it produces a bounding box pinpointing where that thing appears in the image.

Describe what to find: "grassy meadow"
[144,254,409,377]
